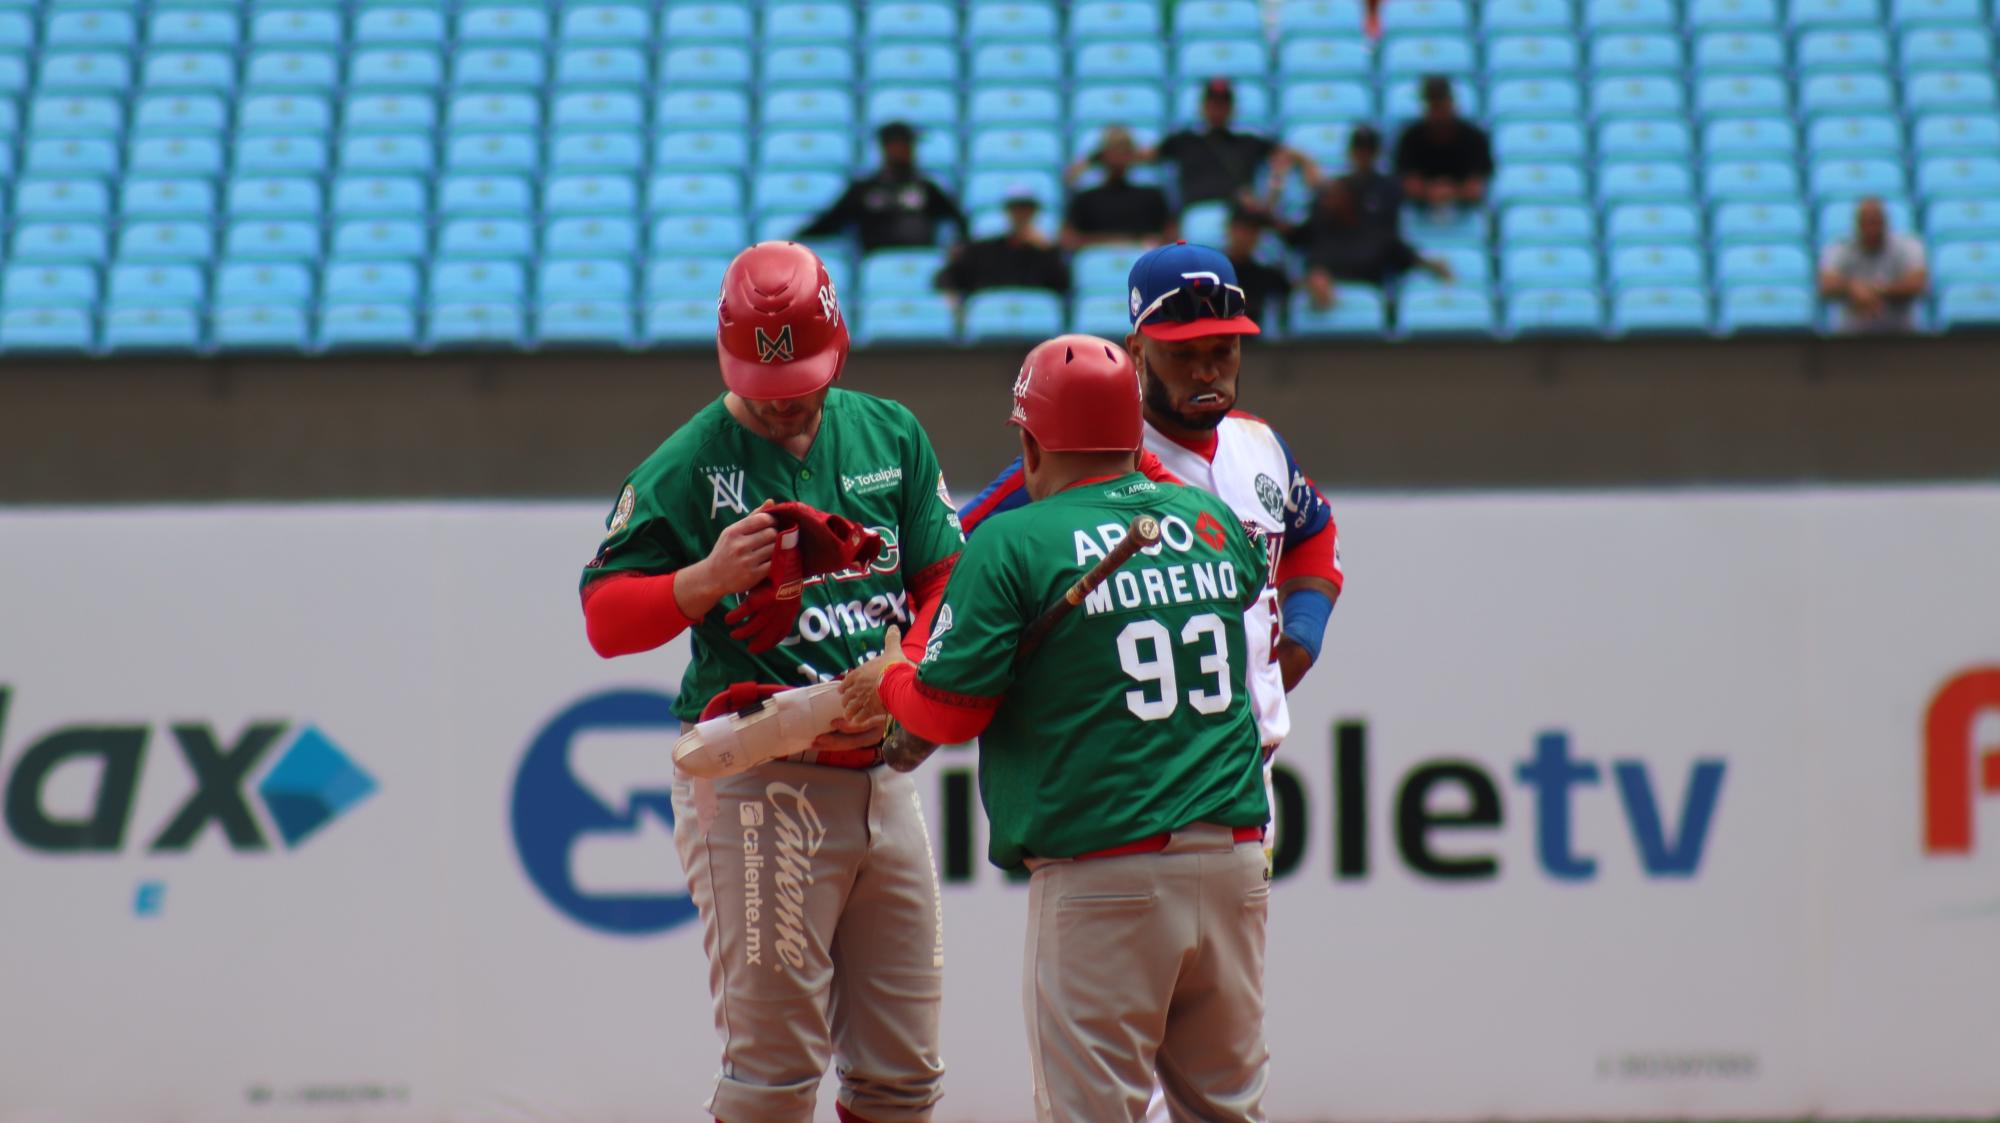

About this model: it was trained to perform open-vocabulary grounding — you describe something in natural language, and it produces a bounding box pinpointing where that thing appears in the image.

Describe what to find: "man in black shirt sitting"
[1393,75,1494,212]
[1283,173,1452,310]
[1144,78,1311,212]
[1061,126,1176,249]
[935,187,1071,299]
[798,121,970,253]
[1224,207,1291,332]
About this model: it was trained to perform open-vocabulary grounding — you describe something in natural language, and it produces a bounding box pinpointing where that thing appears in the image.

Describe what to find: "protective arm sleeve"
[580,570,698,658]
[1275,519,1343,591]
[881,662,998,745]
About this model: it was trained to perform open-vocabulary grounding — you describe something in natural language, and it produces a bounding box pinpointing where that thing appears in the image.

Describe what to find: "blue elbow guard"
[1279,588,1333,664]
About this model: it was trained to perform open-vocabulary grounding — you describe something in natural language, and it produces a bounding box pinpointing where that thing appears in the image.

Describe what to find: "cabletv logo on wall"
[0,686,376,912]
[511,689,697,937]
[1923,666,2000,858]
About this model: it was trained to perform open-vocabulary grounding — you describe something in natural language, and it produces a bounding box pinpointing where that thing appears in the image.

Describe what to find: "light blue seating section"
[0,1,1998,352]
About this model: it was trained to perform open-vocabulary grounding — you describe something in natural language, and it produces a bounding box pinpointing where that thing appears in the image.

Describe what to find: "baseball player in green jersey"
[842,335,1274,1123]
[579,242,962,1123]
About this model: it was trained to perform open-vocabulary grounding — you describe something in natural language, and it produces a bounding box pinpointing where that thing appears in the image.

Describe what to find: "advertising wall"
[1,488,1996,1123]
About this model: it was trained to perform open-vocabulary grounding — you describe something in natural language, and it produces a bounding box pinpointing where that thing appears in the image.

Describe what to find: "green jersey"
[585,389,964,723]
[916,472,1270,872]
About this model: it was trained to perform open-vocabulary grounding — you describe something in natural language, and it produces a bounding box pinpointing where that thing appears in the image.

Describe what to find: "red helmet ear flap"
[717,242,849,400]
[1009,334,1143,453]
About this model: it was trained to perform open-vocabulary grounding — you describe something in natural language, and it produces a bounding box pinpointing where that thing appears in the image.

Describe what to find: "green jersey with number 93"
[918,471,1271,872]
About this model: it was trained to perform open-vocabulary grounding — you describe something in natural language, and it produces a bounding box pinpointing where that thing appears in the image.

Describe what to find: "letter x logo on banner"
[755,325,794,364]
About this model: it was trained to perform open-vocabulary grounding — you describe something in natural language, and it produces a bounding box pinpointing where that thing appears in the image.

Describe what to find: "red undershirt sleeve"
[881,661,998,745]
[1275,519,1344,591]
[900,553,958,661]
[580,570,698,658]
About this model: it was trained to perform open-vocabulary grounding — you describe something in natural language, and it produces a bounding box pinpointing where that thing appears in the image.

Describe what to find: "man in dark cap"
[1392,75,1493,212]
[935,186,1071,299]
[1062,125,1177,248]
[799,121,970,253]
[1144,78,1311,212]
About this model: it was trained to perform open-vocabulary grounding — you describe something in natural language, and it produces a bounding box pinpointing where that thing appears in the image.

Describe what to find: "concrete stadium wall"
[1,334,1996,503]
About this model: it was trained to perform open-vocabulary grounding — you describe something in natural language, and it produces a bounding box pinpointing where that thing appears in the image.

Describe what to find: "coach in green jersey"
[844,335,1274,1123]
[579,242,959,1123]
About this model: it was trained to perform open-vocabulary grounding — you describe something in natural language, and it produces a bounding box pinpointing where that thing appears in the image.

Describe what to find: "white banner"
[1,488,1996,1122]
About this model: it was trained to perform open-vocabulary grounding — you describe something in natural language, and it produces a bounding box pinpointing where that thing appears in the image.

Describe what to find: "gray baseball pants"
[671,760,946,1123]
[1023,822,1271,1123]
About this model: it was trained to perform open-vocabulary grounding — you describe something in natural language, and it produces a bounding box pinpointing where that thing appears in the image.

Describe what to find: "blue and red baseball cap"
[1127,241,1262,341]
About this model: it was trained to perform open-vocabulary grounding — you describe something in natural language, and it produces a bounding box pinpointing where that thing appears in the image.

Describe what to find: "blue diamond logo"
[256,725,376,849]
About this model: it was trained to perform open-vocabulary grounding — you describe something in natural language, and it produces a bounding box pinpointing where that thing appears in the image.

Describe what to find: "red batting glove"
[724,526,803,653]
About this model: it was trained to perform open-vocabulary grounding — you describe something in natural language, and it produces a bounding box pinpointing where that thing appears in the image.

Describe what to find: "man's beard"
[1143,370,1228,432]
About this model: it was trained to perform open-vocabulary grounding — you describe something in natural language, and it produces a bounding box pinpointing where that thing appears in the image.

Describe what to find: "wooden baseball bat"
[883,513,1163,773]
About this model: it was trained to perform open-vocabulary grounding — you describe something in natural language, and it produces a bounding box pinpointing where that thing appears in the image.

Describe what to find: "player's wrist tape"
[1279,587,1333,663]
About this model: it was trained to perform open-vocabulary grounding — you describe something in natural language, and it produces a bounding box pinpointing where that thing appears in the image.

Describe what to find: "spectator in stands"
[1394,75,1493,211]
[935,187,1071,299]
[1224,207,1291,330]
[1819,197,1929,333]
[1143,78,1310,212]
[798,121,969,253]
[1283,173,1453,310]
[1061,126,1177,249]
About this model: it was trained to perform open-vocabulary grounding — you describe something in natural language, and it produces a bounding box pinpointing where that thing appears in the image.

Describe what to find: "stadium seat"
[861,249,947,297]
[340,135,434,176]
[1717,284,1815,332]
[550,132,644,174]
[315,302,419,350]
[963,290,1064,342]
[1900,26,1993,70]
[349,48,443,93]
[108,264,205,308]
[40,51,134,95]
[555,47,647,88]
[1688,0,1781,28]
[1397,289,1495,338]
[28,138,119,178]
[869,44,959,84]
[1890,0,1983,27]
[1804,115,1902,159]
[554,93,644,132]
[542,174,637,218]
[324,261,422,306]
[14,221,109,265]
[561,5,650,45]
[854,294,955,344]
[1612,287,1711,334]
[331,219,427,261]
[1927,199,2000,240]
[647,256,732,298]
[1914,114,2000,158]
[1287,287,1386,336]
[213,301,311,351]
[1816,198,1913,239]
[968,4,1061,43]
[1070,2,1163,43]
[751,170,843,215]
[1281,80,1372,122]
[1381,35,1476,78]
[1609,244,1706,288]
[1799,72,1898,116]
[446,132,538,175]
[216,262,313,306]
[1504,288,1604,335]
[1283,122,1360,165]
[15,178,111,223]
[1796,29,1890,72]
[764,45,857,86]
[1936,282,2000,328]
[1487,35,1581,76]
[1277,38,1372,78]
[1810,158,1907,200]
[764,3,857,44]
[440,218,534,260]
[250,10,341,47]
[970,86,1062,126]
[1696,74,1790,117]
[1175,0,1263,36]
[1588,33,1681,74]
[1583,0,1676,31]
[1598,118,1694,159]
[332,175,425,220]
[970,127,1064,169]
[1073,84,1167,130]
[355,7,446,47]
[1482,0,1574,32]
[1500,204,1595,244]
[452,48,546,89]
[431,261,526,305]
[1380,0,1470,33]
[644,298,719,345]
[664,3,754,42]
[45,10,137,50]
[765,88,856,128]
[1918,156,2000,199]
[1693,31,1786,72]
[544,216,639,258]
[449,92,540,133]
[651,214,751,257]
[1181,201,1230,245]
[972,43,1063,84]
[429,302,529,349]
[1492,162,1589,205]
[1494,121,1588,162]
[1496,77,1584,120]
[538,301,634,348]
[0,306,94,353]
[1075,41,1166,81]
[225,220,319,263]
[101,305,202,353]
[1705,117,1799,159]
[1599,161,1696,204]
[463,5,552,45]
[1504,245,1598,288]
[226,176,321,220]
[30,93,123,137]
[1072,294,1137,336]
[1590,75,1685,118]
[1606,203,1703,246]
[540,258,635,303]
[867,2,957,41]
[866,86,957,128]
[1716,243,1814,285]
[1704,160,1802,201]
[1788,0,1882,27]
[1905,71,1999,114]
[245,49,340,93]
[2,264,98,307]
[238,93,332,137]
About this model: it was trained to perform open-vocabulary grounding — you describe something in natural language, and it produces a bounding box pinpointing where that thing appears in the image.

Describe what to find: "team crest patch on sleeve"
[1254,473,1286,521]
[605,484,636,537]
[922,603,954,664]
[936,471,963,534]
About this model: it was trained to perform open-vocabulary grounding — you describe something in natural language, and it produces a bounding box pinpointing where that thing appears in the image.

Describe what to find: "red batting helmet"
[716,242,849,400]
[1009,334,1143,453]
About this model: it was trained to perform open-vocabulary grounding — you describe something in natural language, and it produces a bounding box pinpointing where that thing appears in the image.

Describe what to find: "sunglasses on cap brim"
[1134,280,1261,339]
